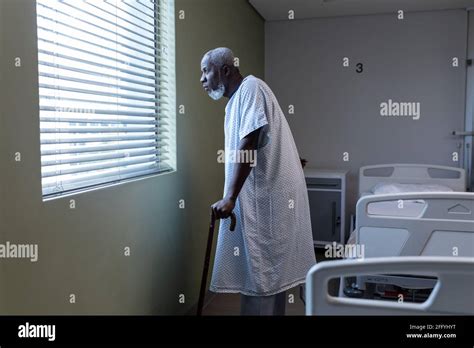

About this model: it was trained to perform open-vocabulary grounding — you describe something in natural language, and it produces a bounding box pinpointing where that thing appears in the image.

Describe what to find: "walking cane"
[197,209,236,316]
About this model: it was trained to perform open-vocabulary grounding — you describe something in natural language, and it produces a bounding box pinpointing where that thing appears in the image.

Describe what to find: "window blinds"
[36,0,175,197]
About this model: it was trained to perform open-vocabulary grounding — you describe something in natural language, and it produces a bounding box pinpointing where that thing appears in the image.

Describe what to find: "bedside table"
[304,168,348,247]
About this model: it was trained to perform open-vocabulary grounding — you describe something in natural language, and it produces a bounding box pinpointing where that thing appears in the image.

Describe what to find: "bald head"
[200,47,243,100]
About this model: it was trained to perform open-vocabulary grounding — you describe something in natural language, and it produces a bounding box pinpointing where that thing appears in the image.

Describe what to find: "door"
[307,189,341,244]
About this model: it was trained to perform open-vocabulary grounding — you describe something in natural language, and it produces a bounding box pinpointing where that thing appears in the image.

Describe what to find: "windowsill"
[42,167,177,202]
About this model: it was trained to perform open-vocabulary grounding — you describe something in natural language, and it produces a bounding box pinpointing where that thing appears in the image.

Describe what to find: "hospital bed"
[341,164,471,300]
[347,163,466,243]
[346,192,474,300]
[306,256,474,315]
[357,163,466,218]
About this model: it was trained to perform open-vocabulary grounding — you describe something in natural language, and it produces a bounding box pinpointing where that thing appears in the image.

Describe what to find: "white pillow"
[372,183,453,195]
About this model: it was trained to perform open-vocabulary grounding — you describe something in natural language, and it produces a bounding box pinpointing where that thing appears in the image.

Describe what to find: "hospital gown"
[209,75,316,296]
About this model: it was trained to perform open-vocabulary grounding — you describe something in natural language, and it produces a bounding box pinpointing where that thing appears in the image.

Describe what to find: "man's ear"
[222,64,231,77]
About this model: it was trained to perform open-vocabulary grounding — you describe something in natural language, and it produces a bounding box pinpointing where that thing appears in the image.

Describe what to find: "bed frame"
[339,165,470,298]
[306,256,474,315]
[345,192,474,297]
[356,192,473,258]
[359,164,466,195]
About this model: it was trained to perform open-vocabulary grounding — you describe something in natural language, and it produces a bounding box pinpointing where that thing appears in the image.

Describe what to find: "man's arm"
[211,127,261,219]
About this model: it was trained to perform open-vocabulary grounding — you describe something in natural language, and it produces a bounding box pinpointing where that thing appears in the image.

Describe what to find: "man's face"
[200,56,226,100]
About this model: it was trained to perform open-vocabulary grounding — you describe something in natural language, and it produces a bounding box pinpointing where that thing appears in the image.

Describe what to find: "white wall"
[466,11,474,189]
[265,10,469,234]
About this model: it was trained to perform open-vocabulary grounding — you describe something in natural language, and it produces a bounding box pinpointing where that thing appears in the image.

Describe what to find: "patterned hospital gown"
[209,75,316,296]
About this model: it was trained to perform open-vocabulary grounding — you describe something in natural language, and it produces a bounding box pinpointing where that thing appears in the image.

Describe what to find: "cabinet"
[304,169,347,247]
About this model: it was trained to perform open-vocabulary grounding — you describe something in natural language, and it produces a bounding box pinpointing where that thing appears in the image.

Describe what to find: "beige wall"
[0,0,263,314]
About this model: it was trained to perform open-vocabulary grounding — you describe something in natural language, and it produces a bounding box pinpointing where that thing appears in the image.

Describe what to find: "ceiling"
[249,0,474,21]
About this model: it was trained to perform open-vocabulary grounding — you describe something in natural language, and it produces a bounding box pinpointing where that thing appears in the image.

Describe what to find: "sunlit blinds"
[36,0,175,197]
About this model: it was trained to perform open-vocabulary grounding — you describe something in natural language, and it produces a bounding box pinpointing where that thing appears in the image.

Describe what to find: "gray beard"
[208,83,225,100]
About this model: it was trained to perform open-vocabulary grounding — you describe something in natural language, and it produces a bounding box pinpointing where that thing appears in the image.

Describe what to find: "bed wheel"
[343,285,364,298]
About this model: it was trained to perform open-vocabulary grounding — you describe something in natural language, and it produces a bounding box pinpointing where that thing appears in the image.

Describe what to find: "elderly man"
[201,47,316,316]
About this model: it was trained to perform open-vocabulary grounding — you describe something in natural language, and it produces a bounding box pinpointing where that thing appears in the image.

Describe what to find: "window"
[36,0,176,198]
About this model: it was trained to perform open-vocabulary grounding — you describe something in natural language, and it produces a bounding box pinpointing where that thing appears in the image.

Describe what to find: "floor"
[202,248,337,316]
[202,286,306,316]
